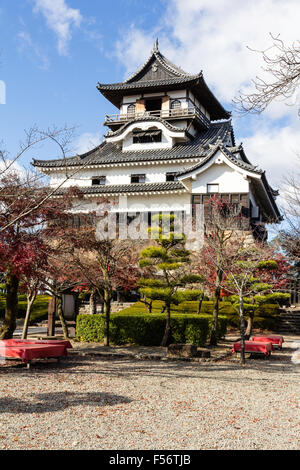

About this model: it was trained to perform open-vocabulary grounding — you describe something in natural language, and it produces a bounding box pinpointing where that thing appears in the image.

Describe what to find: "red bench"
[0,339,72,368]
[251,335,284,349]
[1,339,72,349]
[232,340,273,357]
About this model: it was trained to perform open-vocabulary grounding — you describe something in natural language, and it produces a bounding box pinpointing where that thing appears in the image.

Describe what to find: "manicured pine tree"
[139,213,204,346]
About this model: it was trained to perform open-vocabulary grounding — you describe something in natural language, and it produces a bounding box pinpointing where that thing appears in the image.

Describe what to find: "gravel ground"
[0,337,299,450]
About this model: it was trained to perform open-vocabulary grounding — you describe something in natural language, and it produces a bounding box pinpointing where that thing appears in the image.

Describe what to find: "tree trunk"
[197,292,204,314]
[0,272,19,339]
[89,289,97,315]
[56,295,69,339]
[210,265,222,345]
[141,296,152,313]
[245,312,254,340]
[161,303,166,314]
[161,303,171,346]
[239,295,246,365]
[210,285,220,346]
[103,289,111,347]
[22,292,36,339]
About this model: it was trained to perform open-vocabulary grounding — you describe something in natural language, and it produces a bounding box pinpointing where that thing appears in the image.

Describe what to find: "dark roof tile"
[33,120,234,168]
[56,181,186,196]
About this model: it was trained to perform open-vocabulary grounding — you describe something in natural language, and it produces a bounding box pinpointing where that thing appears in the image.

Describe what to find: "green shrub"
[76,313,227,346]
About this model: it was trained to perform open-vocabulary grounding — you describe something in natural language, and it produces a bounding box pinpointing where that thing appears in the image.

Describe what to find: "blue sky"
[0,0,299,196]
[0,0,167,162]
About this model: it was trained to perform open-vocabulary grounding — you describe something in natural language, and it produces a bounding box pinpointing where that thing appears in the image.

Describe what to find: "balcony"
[104,104,210,130]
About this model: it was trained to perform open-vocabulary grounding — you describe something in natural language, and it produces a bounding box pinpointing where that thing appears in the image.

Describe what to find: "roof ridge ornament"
[153,38,159,52]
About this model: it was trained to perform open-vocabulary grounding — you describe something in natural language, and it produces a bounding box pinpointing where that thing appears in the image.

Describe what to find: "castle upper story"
[32,41,281,225]
[97,40,231,151]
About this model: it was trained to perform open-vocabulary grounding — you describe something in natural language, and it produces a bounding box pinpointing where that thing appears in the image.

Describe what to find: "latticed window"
[132,129,162,144]
[170,99,181,109]
[127,103,136,116]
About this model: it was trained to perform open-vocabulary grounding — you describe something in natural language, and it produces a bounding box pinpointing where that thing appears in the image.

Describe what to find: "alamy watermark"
[95,196,204,251]
[0,80,6,104]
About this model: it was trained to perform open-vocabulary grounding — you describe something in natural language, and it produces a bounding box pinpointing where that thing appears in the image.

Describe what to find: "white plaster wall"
[191,163,249,194]
[105,121,186,152]
[71,192,191,214]
[123,127,173,151]
[48,161,197,188]
[168,90,186,99]
[122,95,141,104]
[143,92,167,98]
[173,120,188,129]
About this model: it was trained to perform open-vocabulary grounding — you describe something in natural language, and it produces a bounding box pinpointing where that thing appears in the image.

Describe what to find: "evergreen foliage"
[139,213,204,345]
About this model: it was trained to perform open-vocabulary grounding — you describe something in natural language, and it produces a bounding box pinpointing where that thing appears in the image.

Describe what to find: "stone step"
[277,320,300,325]
[277,318,300,323]
[274,322,300,333]
[279,310,300,315]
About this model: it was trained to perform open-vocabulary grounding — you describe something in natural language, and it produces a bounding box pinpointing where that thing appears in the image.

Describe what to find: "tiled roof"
[124,42,195,83]
[98,75,200,91]
[32,120,234,169]
[55,181,186,196]
[177,140,263,178]
[97,44,230,120]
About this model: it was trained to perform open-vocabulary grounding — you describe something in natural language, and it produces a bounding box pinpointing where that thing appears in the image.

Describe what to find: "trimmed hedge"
[76,313,227,346]
[119,300,280,317]
[119,300,280,330]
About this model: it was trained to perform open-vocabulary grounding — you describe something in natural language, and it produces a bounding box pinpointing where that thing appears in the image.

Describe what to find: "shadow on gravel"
[0,391,132,414]
[0,351,298,385]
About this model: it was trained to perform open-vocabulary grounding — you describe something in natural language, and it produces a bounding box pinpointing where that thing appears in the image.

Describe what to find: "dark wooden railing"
[104,106,210,128]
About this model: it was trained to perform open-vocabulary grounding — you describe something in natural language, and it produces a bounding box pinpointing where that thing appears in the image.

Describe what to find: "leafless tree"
[0,125,98,233]
[279,157,300,263]
[234,34,300,115]
[200,196,250,345]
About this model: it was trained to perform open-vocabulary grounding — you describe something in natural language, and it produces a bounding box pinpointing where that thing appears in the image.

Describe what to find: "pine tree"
[139,213,204,346]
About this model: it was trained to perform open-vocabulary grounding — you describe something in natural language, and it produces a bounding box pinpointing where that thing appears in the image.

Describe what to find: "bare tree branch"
[233,33,300,115]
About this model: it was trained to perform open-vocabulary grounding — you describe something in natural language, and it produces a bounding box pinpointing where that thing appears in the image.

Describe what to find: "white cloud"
[115,0,300,119]
[242,122,300,174]
[114,0,300,204]
[0,159,29,179]
[75,132,102,155]
[33,0,82,55]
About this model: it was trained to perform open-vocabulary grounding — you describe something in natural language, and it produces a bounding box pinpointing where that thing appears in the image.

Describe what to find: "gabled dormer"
[105,116,188,151]
[97,40,230,135]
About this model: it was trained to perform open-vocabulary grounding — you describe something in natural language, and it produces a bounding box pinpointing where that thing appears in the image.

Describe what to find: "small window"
[207,184,219,193]
[133,130,162,144]
[92,176,106,186]
[166,172,177,182]
[171,99,181,109]
[127,103,136,116]
[131,174,145,184]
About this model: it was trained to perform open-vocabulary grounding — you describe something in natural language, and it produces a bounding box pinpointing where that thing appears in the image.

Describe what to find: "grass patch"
[0,294,50,325]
